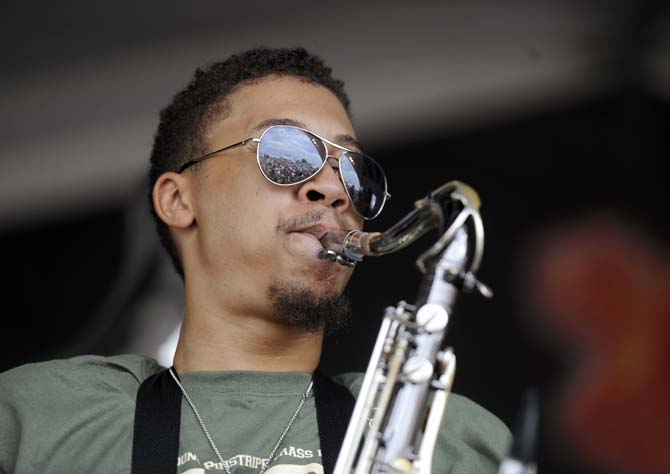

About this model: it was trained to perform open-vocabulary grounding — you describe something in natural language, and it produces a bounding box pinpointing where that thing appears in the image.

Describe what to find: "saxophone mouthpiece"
[319,229,352,252]
[317,230,368,267]
[317,248,356,267]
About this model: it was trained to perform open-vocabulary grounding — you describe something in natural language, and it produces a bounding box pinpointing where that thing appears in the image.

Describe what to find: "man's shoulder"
[330,371,364,395]
[0,354,164,401]
[1,355,163,471]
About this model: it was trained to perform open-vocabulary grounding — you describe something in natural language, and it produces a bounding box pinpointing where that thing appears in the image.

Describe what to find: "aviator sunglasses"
[178,125,390,220]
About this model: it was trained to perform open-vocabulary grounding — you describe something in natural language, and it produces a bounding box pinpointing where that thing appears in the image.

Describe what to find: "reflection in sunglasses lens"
[340,153,385,219]
[258,127,325,184]
[257,126,387,219]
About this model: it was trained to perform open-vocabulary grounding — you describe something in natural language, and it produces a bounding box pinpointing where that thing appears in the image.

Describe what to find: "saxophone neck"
[318,181,488,293]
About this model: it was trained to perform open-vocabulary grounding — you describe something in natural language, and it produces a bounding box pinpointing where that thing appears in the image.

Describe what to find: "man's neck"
[172,301,323,374]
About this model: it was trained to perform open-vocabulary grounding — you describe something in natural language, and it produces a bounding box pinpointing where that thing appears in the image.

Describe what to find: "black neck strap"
[131,368,355,474]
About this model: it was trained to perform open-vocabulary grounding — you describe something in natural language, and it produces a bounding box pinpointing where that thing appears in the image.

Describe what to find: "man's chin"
[266,281,352,334]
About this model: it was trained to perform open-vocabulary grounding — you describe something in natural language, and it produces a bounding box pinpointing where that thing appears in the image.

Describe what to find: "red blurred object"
[529,217,670,474]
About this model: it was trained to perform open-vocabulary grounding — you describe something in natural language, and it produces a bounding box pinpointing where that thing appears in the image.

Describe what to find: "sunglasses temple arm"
[178,138,258,173]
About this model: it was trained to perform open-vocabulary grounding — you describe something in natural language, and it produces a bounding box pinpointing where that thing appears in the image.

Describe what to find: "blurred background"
[2,1,668,473]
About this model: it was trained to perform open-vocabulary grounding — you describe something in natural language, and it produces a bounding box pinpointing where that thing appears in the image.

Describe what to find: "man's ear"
[152,172,196,229]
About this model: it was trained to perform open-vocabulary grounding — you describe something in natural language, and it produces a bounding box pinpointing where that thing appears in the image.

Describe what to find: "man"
[0,48,510,473]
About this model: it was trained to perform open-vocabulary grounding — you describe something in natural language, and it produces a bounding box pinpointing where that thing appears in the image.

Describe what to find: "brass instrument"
[317,181,493,474]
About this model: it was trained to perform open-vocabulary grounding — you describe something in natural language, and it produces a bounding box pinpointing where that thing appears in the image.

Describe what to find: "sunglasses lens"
[340,153,387,219]
[258,126,326,184]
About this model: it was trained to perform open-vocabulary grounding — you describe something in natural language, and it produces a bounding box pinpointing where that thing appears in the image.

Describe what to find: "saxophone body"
[318,181,492,474]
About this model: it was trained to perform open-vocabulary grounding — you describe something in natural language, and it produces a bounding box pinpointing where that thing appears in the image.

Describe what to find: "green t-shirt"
[0,355,511,474]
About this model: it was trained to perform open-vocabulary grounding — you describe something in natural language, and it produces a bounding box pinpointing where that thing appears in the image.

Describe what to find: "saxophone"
[317,180,493,474]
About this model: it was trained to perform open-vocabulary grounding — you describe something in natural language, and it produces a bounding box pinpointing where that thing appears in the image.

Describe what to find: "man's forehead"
[217,75,358,146]
[250,117,364,151]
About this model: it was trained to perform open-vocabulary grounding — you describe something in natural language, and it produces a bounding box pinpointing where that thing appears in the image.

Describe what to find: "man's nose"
[297,160,351,214]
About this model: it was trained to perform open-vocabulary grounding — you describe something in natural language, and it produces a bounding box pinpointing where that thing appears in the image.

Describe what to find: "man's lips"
[288,224,344,246]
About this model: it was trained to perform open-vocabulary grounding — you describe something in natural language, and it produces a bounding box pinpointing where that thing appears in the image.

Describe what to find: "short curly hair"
[148,47,351,278]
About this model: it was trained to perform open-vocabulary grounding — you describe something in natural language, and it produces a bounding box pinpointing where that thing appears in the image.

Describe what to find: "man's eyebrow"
[333,134,364,152]
[250,118,365,152]
[250,118,306,135]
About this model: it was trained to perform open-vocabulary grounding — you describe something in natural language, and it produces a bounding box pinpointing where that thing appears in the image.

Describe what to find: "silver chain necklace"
[168,367,313,474]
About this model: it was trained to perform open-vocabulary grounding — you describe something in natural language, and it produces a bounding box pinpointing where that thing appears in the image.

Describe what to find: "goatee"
[266,282,352,334]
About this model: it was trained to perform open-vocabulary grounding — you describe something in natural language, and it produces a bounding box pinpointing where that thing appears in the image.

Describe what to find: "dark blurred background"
[2,1,668,473]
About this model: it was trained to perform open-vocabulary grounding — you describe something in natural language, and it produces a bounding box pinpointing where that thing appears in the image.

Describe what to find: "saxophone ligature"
[317,180,493,474]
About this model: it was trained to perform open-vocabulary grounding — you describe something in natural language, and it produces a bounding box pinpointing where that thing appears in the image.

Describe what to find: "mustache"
[277,209,346,233]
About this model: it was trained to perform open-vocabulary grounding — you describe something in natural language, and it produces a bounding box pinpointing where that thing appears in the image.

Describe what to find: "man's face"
[183,75,364,323]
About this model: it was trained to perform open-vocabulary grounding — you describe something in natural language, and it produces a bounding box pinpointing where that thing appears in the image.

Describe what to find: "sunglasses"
[178,125,390,220]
